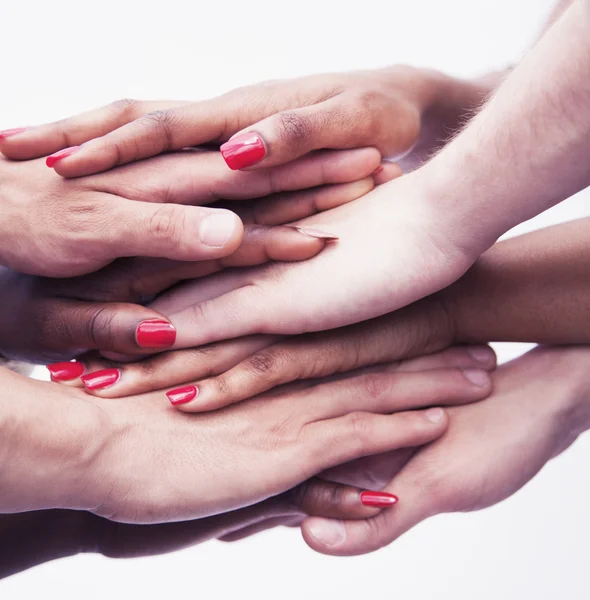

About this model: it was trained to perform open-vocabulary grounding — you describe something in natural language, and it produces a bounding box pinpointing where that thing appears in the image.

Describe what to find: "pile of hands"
[1,58,590,576]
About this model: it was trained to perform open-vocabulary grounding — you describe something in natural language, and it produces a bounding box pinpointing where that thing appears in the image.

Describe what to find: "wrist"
[0,371,112,512]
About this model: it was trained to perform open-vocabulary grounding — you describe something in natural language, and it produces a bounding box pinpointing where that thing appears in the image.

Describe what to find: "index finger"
[0,100,188,161]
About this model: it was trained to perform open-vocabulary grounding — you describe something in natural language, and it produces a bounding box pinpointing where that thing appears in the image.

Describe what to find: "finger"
[219,94,414,170]
[301,472,433,557]
[165,284,262,348]
[306,409,449,476]
[0,100,187,160]
[39,300,176,381]
[172,340,494,413]
[371,161,404,185]
[51,226,334,306]
[149,269,251,317]
[393,345,497,373]
[82,147,383,207]
[79,336,277,398]
[45,96,269,178]
[290,479,396,520]
[234,178,376,226]
[104,199,244,264]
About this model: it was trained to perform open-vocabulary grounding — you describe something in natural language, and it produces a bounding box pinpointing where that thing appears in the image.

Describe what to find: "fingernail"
[167,385,198,406]
[220,132,266,170]
[360,490,399,507]
[46,146,81,167]
[462,368,489,388]
[467,346,495,364]
[47,361,84,382]
[372,165,384,175]
[136,319,176,349]
[292,227,339,241]
[0,127,28,139]
[81,368,121,391]
[200,211,240,247]
[425,407,445,423]
[307,519,346,547]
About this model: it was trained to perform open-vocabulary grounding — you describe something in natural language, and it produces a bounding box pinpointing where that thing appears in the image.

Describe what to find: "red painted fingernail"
[136,319,176,349]
[81,368,121,391]
[0,127,28,139]
[359,491,399,507]
[372,165,384,175]
[220,132,266,170]
[167,385,198,406]
[292,227,339,241]
[47,361,84,382]
[46,146,81,167]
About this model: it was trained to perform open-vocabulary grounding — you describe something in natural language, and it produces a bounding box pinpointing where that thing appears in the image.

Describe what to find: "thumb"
[300,472,435,557]
[108,201,244,262]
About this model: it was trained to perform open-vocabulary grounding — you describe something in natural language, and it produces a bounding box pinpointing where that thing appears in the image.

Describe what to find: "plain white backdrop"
[2,0,590,598]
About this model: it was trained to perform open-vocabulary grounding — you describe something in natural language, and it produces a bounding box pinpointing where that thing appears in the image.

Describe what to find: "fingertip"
[423,407,448,427]
[221,131,267,170]
[199,210,244,255]
[372,161,403,185]
[301,517,348,554]
[166,385,199,408]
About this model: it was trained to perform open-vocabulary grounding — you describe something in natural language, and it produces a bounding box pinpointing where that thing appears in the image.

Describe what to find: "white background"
[2,0,590,598]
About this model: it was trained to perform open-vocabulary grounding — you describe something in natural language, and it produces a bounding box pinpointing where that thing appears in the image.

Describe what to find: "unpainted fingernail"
[467,346,495,364]
[199,212,240,247]
[424,407,446,424]
[462,368,489,388]
[307,519,346,547]
[292,227,339,241]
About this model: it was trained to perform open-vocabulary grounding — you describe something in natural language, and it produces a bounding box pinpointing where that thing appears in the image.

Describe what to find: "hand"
[0,349,487,523]
[68,296,495,410]
[134,173,476,350]
[1,67,491,177]
[0,480,383,578]
[0,146,385,277]
[294,347,590,556]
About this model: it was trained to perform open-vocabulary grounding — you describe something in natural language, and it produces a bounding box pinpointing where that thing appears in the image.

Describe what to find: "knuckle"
[347,411,373,448]
[245,349,283,381]
[136,110,177,151]
[360,372,391,402]
[88,307,117,348]
[276,111,313,147]
[109,98,141,120]
[147,204,186,247]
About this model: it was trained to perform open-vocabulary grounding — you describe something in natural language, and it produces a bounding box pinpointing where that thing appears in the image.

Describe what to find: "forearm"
[420,0,590,256]
[439,218,590,345]
[0,370,104,513]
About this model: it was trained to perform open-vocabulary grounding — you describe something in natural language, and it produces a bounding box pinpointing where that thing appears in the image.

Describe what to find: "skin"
[299,346,590,556]
[73,215,590,402]
[0,480,387,579]
[19,1,589,353]
[0,142,386,278]
[0,349,493,523]
[0,149,398,363]
[1,67,494,177]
